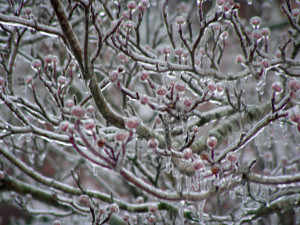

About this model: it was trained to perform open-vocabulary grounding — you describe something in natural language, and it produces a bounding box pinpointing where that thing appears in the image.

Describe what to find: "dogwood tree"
[0,0,299,224]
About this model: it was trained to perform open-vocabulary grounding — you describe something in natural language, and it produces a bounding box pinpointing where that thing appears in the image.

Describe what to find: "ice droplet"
[247,0,252,5]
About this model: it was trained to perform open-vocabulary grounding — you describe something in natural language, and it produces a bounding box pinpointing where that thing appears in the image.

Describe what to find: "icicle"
[270,213,278,224]
[186,176,192,192]
[25,133,32,142]
[264,186,269,204]
[178,200,185,224]
[230,188,236,199]
[93,165,98,176]
[193,174,199,191]
[242,185,247,203]
[295,207,300,225]
[251,183,259,196]
[165,156,172,173]
[198,199,206,224]
[172,164,178,177]
[247,0,252,5]
[176,174,182,192]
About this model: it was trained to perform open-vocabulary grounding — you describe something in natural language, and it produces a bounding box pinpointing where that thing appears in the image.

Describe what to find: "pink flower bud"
[183,148,192,160]
[148,138,158,149]
[59,121,69,132]
[149,204,158,213]
[148,215,156,223]
[175,47,184,56]
[86,105,95,113]
[223,3,231,12]
[118,65,126,73]
[289,110,300,124]
[213,23,220,30]
[78,194,90,207]
[24,8,32,15]
[118,52,126,61]
[222,31,228,39]
[110,71,119,82]
[217,0,225,5]
[200,48,205,55]
[162,46,171,55]
[155,116,162,124]
[25,75,34,85]
[193,159,204,170]
[264,151,272,162]
[126,118,140,130]
[52,56,58,63]
[65,99,74,108]
[183,98,192,108]
[53,220,61,225]
[124,21,135,29]
[261,59,271,69]
[252,30,262,39]
[289,79,300,91]
[58,76,66,85]
[69,60,76,68]
[156,87,167,96]
[45,55,52,64]
[84,119,95,130]
[115,130,129,142]
[140,0,150,8]
[217,84,223,93]
[123,213,130,222]
[261,27,270,36]
[174,82,185,92]
[207,136,217,148]
[226,152,238,163]
[176,16,185,25]
[122,11,130,19]
[97,138,106,148]
[235,55,244,64]
[276,52,281,58]
[127,1,136,10]
[208,83,216,92]
[110,203,119,213]
[67,126,75,135]
[182,50,189,58]
[138,4,146,11]
[228,0,234,5]
[193,126,199,133]
[136,196,144,203]
[71,106,85,118]
[250,16,261,27]
[31,59,42,70]
[245,27,251,36]
[292,9,299,17]
[140,95,149,105]
[263,168,271,176]
[271,82,282,93]
[140,71,149,82]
